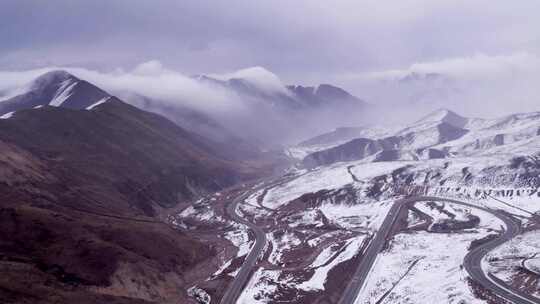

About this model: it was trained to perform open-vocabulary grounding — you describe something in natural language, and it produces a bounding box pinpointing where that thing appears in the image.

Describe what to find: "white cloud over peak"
[209,66,290,96]
[363,52,540,81]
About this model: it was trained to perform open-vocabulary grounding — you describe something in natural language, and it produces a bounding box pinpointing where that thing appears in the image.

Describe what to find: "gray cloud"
[2,1,540,77]
[1,0,540,118]
[339,52,540,119]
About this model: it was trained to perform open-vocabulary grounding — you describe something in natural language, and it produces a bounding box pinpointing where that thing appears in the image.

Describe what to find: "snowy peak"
[29,70,78,92]
[300,107,540,168]
[416,108,468,128]
[0,70,110,116]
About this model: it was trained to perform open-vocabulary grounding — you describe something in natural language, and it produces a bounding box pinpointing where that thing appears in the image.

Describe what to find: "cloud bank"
[0,61,254,115]
[338,52,540,119]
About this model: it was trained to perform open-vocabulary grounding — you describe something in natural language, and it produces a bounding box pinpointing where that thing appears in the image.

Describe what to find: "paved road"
[338,198,406,304]
[219,176,296,304]
[219,189,267,304]
[219,182,540,304]
[340,196,540,304]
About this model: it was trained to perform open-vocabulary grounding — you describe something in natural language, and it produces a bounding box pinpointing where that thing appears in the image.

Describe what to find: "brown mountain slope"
[0,98,267,303]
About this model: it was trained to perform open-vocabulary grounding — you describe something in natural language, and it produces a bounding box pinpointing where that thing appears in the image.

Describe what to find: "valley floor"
[176,157,540,304]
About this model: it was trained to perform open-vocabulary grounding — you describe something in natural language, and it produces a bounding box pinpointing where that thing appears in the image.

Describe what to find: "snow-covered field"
[237,235,367,303]
[263,161,408,209]
[355,202,504,304]
[297,235,367,291]
[267,231,302,265]
[356,232,484,304]
[319,200,393,232]
[225,224,253,258]
[187,108,540,303]
[237,268,288,304]
[262,164,353,209]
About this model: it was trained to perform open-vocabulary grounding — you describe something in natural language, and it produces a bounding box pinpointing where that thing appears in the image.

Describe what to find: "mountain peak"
[0,70,110,115]
[417,108,467,128]
[30,70,78,91]
[315,84,353,100]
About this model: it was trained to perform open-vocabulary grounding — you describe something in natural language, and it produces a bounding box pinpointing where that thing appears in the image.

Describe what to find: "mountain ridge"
[301,108,540,168]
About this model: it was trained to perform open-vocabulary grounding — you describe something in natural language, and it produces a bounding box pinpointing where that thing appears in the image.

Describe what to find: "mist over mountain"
[2,2,540,304]
[298,108,540,169]
[0,67,370,146]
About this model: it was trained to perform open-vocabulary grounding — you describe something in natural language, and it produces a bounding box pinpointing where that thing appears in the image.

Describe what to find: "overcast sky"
[1,0,540,115]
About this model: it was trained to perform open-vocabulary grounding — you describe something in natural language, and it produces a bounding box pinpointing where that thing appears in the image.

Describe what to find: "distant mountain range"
[0,70,369,147]
[195,74,367,111]
[300,108,540,168]
[190,73,369,144]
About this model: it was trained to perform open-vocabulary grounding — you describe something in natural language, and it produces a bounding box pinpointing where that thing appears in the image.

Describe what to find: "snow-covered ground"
[356,232,484,304]
[216,108,540,303]
[178,203,226,224]
[263,161,407,209]
[484,230,540,298]
[237,268,286,304]
[225,224,253,258]
[287,125,400,160]
[188,286,211,304]
[297,235,366,291]
[0,111,14,119]
[431,188,540,224]
[237,235,367,303]
[414,201,504,232]
[355,202,503,304]
[262,164,353,209]
[319,200,393,232]
[267,231,302,265]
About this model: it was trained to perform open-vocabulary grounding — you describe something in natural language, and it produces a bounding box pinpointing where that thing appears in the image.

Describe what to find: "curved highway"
[338,197,406,304]
[340,196,540,304]
[219,189,267,304]
[220,187,539,304]
[220,176,296,304]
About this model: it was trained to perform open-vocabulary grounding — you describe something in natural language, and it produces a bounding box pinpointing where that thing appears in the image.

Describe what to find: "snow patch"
[0,111,14,119]
[49,79,78,106]
[297,235,366,291]
[86,96,110,110]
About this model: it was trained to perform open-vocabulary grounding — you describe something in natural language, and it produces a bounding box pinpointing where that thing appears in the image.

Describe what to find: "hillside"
[0,97,266,303]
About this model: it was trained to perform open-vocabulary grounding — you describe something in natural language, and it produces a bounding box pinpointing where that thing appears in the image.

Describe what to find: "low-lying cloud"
[0,62,322,144]
[338,52,540,119]
[0,61,251,115]
[1,56,539,144]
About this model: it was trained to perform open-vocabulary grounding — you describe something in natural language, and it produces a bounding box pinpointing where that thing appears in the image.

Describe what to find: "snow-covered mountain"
[0,70,110,116]
[195,71,367,112]
[301,108,540,169]
[191,70,371,144]
[0,70,286,167]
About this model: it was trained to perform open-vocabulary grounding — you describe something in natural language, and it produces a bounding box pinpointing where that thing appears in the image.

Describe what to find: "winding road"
[220,176,296,304]
[220,187,540,304]
[219,189,267,304]
[339,196,540,304]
